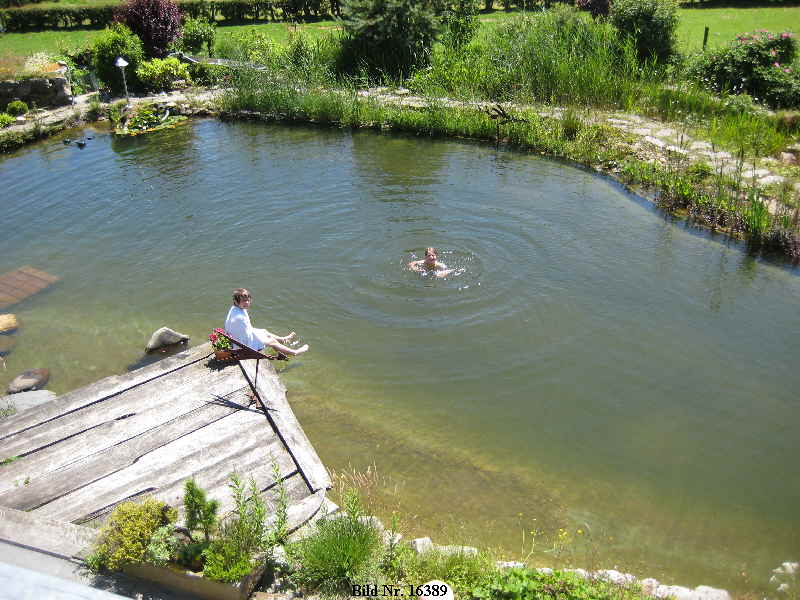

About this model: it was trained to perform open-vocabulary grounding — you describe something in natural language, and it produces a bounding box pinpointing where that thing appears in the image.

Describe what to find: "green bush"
[440,0,479,49]
[689,31,800,109]
[183,477,219,542]
[610,0,678,63]
[0,114,15,128]
[144,525,180,567]
[180,16,216,54]
[472,567,647,600]
[92,24,146,94]
[187,62,228,86]
[287,489,384,596]
[6,101,28,116]
[338,0,438,78]
[135,57,190,91]
[86,499,177,572]
[202,472,285,583]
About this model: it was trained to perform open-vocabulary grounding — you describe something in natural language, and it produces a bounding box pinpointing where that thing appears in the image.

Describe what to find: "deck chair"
[220,330,289,362]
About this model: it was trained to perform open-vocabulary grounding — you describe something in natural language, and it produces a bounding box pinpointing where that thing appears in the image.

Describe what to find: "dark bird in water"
[86,135,94,140]
[75,139,86,148]
[63,138,72,145]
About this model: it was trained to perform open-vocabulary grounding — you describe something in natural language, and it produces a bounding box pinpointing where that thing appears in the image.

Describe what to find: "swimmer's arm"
[408,260,424,271]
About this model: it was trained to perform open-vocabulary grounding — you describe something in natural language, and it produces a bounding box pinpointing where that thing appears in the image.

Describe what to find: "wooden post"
[702,26,709,51]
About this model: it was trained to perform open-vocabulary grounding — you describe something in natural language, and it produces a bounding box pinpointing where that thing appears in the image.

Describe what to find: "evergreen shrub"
[6,101,28,116]
[610,0,678,63]
[0,114,15,128]
[92,23,146,94]
[338,0,438,78]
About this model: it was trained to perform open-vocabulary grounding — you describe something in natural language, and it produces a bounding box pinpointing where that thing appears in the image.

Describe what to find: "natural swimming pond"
[1,120,798,592]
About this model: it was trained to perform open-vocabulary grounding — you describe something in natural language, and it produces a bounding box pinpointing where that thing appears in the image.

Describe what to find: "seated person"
[408,247,454,278]
[224,288,309,356]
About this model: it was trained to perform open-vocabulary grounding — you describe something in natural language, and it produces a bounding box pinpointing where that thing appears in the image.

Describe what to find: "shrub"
[287,489,384,596]
[92,24,146,94]
[0,114,12,128]
[187,61,228,86]
[202,472,285,583]
[440,0,479,49]
[135,57,190,91]
[338,0,438,78]
[115,0,181,58]
[86,499,177,572]
[183,477,219,542]
[144,525,180,567]
[575,0,609,19]
[6,101,28,116]
[610,0,678,63]
[473,567,646,600]
[689,31,800,109]
[179,16,216,55]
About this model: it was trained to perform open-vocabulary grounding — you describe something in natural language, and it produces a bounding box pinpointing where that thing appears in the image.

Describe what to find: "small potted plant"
[209,328,233,360]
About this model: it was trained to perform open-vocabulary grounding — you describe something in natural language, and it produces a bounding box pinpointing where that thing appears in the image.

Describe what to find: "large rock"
[7,368,49,393]
[145,327,190,352]
[0,335,16,355]
[0,314,17,333]
[0,389,56,413]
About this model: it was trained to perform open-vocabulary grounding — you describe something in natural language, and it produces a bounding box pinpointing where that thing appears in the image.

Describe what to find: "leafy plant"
[610,0,678,63]
[126,104,162,130]
[179,16,216,55]
[183,477,219,542]
[6,100,28,116]
[135,57,190,91]
[287,489,384,595]
[144,525,180,567]
[86,498,177,572]
[115,0,182,58]
[473,567,645,600]
[440,0,479,49]
[0,455,19,465]
[92,23,145,94]
[689,31,800,109]
[209,328,233,351]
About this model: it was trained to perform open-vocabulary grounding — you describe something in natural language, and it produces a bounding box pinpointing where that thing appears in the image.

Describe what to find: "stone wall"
[0,77,72,110]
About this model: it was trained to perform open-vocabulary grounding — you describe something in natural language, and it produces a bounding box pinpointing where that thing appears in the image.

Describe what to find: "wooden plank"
[0,394,254,509]
[18,266,60,284]
[33,411,276,522]
[241,360,331,493]
[0,344,214,437]
[0,359,242,466]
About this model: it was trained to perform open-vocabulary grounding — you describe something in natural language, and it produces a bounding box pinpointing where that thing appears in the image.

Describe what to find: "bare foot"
[277,332,296,343]
[293,344,309,355]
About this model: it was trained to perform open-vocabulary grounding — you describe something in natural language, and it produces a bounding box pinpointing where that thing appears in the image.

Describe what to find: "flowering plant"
[209,328,232,351]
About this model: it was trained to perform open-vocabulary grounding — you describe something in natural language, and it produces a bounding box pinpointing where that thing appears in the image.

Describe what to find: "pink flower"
[782,32,792,39]
[785,68,792,73]
[214,327,226,334]
[775,62,781,67]
[771,49,778,56]
[209,333,218,342]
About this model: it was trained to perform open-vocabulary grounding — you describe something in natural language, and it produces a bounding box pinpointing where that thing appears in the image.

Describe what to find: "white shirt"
[224,305,267,350]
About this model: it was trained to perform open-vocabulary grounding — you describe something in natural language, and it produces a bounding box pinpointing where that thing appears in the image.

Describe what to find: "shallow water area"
[1,120,799,592]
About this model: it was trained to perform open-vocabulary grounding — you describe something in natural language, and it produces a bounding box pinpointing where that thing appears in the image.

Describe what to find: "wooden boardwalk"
[0,266,60,310]
[0,343,329,533]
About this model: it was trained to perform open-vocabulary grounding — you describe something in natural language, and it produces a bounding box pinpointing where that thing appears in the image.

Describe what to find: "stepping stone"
[0,390,56,412]
[0,314,17,333]
[7,368,49,393]
[144,326,190,352]
[759,175,785,186]
[632,128,652,135]
[747,168,771,178]
[656,128,677,137]
[690,141,712,151]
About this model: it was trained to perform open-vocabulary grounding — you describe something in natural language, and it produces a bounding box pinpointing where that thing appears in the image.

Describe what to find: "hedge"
[0,0,328,31]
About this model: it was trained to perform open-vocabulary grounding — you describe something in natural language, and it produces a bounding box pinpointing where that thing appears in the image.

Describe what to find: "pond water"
[1,120,799,592]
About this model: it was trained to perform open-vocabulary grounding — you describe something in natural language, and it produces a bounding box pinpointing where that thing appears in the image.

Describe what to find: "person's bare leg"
[267,340,308,356]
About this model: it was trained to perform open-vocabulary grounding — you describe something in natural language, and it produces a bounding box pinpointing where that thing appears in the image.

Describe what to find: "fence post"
[702,26,709,51]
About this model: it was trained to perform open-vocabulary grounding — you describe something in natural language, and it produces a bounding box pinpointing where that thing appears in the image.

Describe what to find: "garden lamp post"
[115,56,129,106]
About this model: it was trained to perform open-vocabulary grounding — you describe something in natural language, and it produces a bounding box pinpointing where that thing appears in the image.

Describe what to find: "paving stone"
[690,141,712,151]
[632,128,652,135]
[759,175,785,185]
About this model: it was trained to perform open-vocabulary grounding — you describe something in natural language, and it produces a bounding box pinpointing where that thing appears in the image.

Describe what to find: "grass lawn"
[1,6,800,61]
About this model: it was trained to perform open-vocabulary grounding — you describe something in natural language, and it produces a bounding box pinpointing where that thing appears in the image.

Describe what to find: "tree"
[338,0,439,78]
[115,0,182,58]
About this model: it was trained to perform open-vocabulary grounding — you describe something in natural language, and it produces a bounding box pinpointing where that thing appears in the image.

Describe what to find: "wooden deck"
[0,343,330,537]
[0,266,60,310]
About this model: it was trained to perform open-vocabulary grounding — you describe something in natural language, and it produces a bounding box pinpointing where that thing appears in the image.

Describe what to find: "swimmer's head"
[425,247,437,260]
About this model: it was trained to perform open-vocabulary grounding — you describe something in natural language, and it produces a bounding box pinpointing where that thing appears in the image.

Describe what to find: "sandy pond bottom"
[1,119,799,593]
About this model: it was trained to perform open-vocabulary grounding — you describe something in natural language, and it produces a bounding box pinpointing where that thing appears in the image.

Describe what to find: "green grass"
[677,5,800,51]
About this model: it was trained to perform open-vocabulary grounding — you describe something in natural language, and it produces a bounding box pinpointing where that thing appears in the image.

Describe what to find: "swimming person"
[408,247,454,278]
[224,288,309,356]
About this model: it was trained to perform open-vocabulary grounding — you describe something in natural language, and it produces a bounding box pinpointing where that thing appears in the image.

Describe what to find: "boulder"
[640,578,660,595]
[0,314,17,333]
[436,544,478,557]
[692,586,731,600]
[7,368,49,393]
[0,335,16,355]
[145,327,190,352]
[780,152,798,166]
[497,561,526,569]
[595,570,636,585]
[0,390,56,412]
